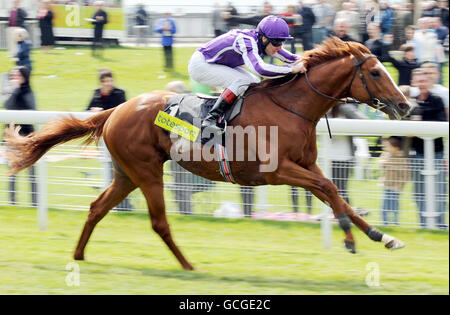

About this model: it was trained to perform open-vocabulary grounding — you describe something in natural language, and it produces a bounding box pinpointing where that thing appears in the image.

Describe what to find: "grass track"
[0,207,448,295]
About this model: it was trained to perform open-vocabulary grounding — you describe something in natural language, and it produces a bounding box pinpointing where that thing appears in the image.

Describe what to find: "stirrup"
[202,123,224,135]
[200,117,226,145]
[220,118,227,134]
[210,116,227,134]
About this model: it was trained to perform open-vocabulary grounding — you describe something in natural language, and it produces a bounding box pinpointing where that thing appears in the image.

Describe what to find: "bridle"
[304,54,386,111]
[241,53,388,127]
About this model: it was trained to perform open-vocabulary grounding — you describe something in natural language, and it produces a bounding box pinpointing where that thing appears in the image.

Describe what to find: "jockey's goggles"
[268,38,286,47]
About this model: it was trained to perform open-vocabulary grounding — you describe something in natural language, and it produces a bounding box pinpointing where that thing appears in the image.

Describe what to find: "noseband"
[305,54,386,111]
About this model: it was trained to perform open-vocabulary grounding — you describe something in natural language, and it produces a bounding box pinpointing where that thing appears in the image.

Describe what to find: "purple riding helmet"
[257,15,293,41]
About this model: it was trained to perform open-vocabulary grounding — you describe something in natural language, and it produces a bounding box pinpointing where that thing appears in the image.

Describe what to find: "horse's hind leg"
[74,173,136,260]
[140,180,194,270]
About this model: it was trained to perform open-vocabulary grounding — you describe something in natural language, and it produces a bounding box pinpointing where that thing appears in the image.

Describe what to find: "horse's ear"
[346,42,365,62]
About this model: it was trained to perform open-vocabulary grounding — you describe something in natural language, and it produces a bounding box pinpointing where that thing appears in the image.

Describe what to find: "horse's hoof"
[183,265,195,271]
[384,238,405,250]
[344,240,357,254]
[74,252,84,260]
[382,234,405,250]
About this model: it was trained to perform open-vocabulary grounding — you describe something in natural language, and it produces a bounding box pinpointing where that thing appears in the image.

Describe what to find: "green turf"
[0,207,447,294]
[0,46,197,111]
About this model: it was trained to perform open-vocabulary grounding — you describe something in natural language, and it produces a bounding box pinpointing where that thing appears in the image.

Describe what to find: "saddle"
[162,93,245,129]
[159,94,243,184]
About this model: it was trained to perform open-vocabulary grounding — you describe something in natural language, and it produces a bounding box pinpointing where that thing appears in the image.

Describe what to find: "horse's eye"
[370,70,380,78]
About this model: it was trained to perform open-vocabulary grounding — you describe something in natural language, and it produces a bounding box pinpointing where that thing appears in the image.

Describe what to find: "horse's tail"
[4,108,115,175]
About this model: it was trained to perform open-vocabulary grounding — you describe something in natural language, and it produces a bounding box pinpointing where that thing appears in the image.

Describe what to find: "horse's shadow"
[84,261,373,293]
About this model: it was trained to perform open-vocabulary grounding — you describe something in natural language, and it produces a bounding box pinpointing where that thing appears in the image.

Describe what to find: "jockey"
[188,15,308,136]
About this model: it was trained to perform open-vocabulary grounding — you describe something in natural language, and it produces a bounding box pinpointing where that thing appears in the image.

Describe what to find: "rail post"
[422,137,439,229]
[36,157,48,231]
[320,134,332,249]
[100,139,112,189]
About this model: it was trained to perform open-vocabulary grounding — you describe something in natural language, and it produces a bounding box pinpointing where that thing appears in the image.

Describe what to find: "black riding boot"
[201,97,231,135]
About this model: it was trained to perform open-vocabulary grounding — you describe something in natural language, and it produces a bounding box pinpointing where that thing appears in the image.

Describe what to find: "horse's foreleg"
[74,173,137,260]
[266,160,404,252]
[306,163,369,231]
[265,159,358,252]
[306,163,405,251]
[140,179,195,271]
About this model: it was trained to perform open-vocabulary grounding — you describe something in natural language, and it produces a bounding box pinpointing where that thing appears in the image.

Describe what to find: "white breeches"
[188,50,260,96]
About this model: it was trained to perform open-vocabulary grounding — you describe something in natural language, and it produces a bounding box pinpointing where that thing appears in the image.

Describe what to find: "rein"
[242,74,319,122]
[244,76,331,137]
[266,93,317,124]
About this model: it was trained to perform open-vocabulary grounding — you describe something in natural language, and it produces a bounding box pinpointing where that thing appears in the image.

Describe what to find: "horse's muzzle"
[382,100,411,120]
[397,101,411,119]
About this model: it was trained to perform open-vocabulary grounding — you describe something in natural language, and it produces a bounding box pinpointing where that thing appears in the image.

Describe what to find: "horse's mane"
[251,37,371,91]
[303,36,370,68]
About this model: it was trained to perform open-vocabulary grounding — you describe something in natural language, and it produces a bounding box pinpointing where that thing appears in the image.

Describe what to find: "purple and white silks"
[198,29,298,78]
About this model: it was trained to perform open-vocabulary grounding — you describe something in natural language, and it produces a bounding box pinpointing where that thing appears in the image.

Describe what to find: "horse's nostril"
[399,103,408,110]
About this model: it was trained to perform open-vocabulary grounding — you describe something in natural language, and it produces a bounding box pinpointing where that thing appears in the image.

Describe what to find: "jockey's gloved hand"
[292,60,307,74]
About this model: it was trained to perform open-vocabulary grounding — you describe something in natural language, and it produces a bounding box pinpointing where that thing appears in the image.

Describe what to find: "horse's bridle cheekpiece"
[305,54,385,110]
[241,54,385,139]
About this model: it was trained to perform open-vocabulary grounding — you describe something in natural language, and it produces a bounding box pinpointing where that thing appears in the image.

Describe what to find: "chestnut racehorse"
[5,38,410,270]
